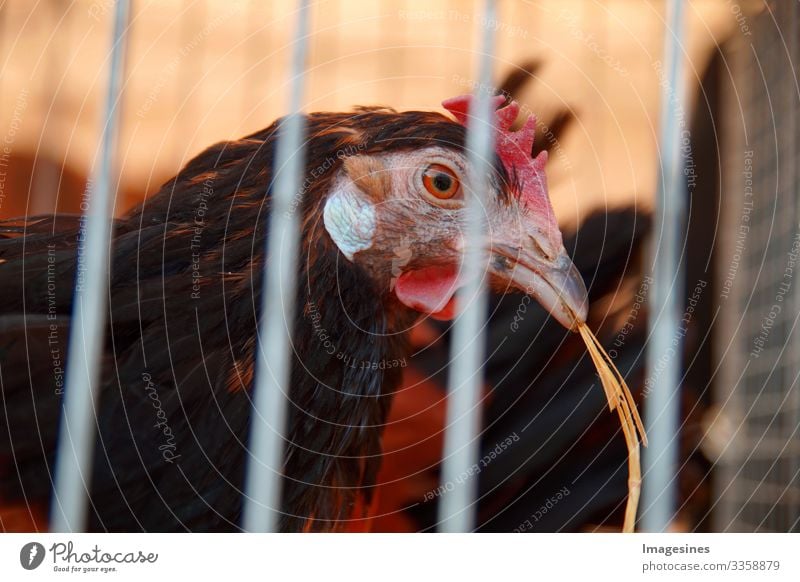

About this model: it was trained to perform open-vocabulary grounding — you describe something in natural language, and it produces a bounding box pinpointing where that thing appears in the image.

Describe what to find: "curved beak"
[491,242,588,331]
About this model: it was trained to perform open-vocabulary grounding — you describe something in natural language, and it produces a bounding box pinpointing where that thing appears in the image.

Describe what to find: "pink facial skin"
[393,95,565,321]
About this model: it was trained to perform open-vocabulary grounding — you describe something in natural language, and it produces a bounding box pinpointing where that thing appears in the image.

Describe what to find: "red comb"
[442,94,559,250]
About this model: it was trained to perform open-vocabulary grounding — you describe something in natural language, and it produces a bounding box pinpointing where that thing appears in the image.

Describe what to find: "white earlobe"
[323,182,376,261]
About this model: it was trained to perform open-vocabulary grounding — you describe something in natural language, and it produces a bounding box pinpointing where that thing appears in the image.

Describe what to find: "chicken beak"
[492,243,588,331]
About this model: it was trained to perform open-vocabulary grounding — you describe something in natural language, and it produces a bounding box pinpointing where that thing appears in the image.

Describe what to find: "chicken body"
[0,100,585,531]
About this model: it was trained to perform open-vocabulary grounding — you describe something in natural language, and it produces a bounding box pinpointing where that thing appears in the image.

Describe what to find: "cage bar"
[641,0,687,533]
[242,0,311,533]
[50,0,130,533]
[437,0,497,533]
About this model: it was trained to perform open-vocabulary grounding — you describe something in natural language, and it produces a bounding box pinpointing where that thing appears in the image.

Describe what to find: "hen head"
[320,95,588,329]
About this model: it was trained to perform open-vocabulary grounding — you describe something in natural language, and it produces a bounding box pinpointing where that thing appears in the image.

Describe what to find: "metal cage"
[714,1,800,533]
[0,0,694,534]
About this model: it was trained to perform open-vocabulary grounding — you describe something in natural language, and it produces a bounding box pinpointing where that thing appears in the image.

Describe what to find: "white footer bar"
[2,533,798,580]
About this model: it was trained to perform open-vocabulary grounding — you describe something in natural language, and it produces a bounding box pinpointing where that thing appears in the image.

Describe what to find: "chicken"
[0,95,587,532]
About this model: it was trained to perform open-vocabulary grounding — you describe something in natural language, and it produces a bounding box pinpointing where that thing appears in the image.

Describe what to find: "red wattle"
[395,264,460,320]
[429,295,457,321]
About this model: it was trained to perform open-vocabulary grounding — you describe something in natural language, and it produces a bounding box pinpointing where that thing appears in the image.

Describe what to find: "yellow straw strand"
[577,322,647,533]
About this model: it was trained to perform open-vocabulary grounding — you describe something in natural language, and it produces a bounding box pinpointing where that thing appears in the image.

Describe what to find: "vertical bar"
[50,0,130,533]
[642,0,687,533]
[242,0,310,533]
[437,0,496,533]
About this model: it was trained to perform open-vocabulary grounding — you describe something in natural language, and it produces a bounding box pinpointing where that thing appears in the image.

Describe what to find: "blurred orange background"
[0,0,756,225]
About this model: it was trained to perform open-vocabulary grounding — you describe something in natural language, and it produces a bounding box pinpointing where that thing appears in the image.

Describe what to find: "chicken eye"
[422,164,461,200]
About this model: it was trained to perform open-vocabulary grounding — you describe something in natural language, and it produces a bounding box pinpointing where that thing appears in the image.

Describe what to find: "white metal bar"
[50,0,130,533]
[642,0,687,532]
[242,0,310,533]
[437,0,497,533]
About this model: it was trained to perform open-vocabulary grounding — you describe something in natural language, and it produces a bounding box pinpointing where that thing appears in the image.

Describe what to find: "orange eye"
[422,164,461,200]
